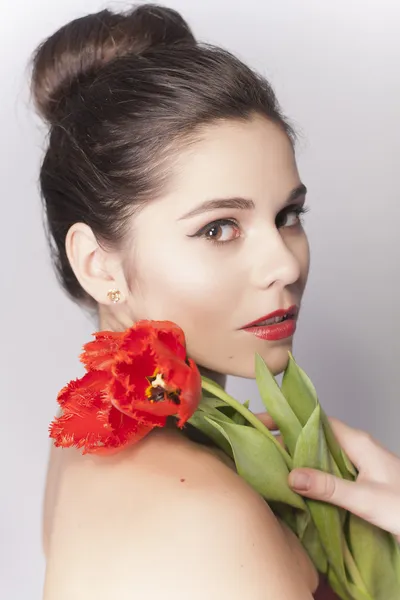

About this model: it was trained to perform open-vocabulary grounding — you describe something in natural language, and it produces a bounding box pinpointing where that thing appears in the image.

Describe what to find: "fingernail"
[289,472,310,491]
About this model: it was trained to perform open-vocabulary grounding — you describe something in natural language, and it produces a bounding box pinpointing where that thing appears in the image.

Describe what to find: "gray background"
[1,0,399,597]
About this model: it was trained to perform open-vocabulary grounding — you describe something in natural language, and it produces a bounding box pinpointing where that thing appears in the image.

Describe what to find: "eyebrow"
[178,183,308,220]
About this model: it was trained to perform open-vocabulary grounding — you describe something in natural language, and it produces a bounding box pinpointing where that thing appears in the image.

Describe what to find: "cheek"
[301,234,311,282]
[132,238,240,325]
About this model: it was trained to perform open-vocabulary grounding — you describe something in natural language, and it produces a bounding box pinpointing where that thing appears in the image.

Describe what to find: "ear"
[65,223,128,305]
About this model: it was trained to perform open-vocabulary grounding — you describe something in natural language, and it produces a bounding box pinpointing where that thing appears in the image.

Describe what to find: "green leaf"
[322,413,357,480]
[199,395,250,424]
[293,403,349,587]
[298,512,329,574]
[231,400,250,425]
[347,513,400,598]
[187,411,233,458]
[282,358,347,526]
[281,352,318,424]
[255,353,303,455]
[268,501,298,534]
[296,506,311,539]
[283,354,356,481]
[327,566,359,600]
[340,448,358,479]
[344,584,373,600]
[201,375,225,391]
[204,416,307,510]
[195,398,239,427]
[198,395,230,410]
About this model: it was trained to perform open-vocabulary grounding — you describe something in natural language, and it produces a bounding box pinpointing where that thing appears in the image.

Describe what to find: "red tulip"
[49,321,202,455]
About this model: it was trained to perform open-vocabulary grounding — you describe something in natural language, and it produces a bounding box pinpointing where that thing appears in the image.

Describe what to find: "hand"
[254,412,285,448]
[287,417,400,542]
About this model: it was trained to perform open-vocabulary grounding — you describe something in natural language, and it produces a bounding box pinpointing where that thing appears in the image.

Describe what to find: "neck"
[198,365,227,389]
[97,305,132,332]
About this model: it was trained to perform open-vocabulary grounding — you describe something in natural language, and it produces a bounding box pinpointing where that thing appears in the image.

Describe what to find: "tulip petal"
[50,370,153,454]
[156,329,186,361]
[112,345,157,397]
[79,330,125,371]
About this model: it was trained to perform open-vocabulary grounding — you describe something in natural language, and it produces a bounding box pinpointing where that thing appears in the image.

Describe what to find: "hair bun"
[30,3,196,125]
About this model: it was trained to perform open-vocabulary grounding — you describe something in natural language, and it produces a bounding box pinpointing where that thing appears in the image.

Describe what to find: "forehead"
[167,115,299,204]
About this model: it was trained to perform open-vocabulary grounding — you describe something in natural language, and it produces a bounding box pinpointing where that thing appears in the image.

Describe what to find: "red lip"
[241,305,298,329]
[242,320,297,341]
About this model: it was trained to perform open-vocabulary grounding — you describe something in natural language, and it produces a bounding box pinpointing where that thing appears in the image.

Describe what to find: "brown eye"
[276,205,309,228]
[194,219,241,245]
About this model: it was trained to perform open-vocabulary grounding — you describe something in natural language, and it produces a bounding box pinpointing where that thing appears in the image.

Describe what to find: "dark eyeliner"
[187,218,240,240]
[276,204,310,228]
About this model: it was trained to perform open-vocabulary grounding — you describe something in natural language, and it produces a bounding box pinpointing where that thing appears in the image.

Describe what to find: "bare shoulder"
[44,429,314,600]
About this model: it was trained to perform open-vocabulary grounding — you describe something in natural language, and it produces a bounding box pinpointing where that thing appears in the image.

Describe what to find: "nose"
[249,229,302,290]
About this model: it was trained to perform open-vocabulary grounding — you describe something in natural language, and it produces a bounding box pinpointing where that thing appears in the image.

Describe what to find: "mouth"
[241,305,299,329]
[240,305,299,342]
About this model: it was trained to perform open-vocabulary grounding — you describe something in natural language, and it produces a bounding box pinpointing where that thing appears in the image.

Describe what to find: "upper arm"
[44,441,314,600]
[42,444,63,557]
[137,489,315,600]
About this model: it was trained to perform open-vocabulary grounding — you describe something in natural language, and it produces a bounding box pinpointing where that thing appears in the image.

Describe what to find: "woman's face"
[123,115,310,377]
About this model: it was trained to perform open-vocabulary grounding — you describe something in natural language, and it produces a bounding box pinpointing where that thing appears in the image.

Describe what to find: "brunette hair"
[30,3,295,309]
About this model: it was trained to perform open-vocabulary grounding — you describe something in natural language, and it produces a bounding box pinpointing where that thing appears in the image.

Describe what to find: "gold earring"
[107,288,122,303]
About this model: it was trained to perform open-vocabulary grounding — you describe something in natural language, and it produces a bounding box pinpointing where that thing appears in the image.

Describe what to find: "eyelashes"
[276,204,310,228]
[189,204,310,247]
[191,217,241,246]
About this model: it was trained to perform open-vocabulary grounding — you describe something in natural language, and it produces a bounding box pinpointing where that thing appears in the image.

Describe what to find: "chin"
[235,340,293,379]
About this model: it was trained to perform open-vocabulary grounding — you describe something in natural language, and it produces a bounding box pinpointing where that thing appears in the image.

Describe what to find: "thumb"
[288,468,400,540]
[288,468,356,505]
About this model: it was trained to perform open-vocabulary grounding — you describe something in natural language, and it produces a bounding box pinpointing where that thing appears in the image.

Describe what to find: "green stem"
[201,378,293,469]
[343,540,370,597]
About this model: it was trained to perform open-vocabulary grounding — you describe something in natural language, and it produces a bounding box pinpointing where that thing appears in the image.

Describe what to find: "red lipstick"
[241,305,298,341]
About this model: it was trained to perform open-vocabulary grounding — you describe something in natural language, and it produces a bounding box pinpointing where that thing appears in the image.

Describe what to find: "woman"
[32,4,399,599]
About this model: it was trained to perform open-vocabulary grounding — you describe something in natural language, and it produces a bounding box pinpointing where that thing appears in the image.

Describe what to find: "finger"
[275,434,286,448]
[254,412,278,431]
[329,416,399,462]
[253,412,286,448]
[326,417,383,472]
[288,469,400,538]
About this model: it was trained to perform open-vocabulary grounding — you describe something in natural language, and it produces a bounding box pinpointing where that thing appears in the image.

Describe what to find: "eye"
[190,218,241,246]
[276,204,309,229]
